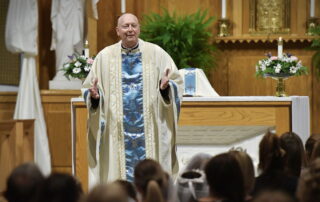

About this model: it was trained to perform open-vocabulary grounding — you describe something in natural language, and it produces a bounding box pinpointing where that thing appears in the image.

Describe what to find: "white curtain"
[5,0,51,175]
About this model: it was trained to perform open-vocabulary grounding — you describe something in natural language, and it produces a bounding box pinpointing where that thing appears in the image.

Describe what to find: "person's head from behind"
[296,158,320,202]
[258,131,285,174]
[116,13,140,48]
[252,189,295,202]
[279,131,307,177]
[305,133,320,163]
[229,148,255,199]
[205,152,245,202]
[3,162,44,202]
[39,172,83,202]
[86,183,128,202]
[134,159,168,202]
[114,180,137,202]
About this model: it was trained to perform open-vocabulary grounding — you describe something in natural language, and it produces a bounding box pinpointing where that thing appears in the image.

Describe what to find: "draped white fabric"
[50,0,85,80]
[6,0,51,175]
[91,0,100,19]
[5,0,38,54]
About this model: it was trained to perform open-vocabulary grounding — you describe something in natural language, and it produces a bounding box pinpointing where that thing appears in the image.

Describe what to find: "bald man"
[82,13,183,185]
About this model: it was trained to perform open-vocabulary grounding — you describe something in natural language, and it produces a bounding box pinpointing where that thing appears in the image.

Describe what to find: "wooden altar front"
[71,96,310,191]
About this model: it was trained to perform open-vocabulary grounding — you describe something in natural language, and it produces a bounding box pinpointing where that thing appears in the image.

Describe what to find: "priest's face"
[116,14,140,48]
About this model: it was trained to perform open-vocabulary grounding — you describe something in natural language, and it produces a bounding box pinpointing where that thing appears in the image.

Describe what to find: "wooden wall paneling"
[86,0,98,56]
[97,0,118,51]
[242,0,249,35]
[52,167,73,174]
[232,0,242,36]
[296,0,307,35]
[312,68,320,134]
[38,0,55,89]
[316,0,320,17]
[41,90,81,172]
[0,92,16,120]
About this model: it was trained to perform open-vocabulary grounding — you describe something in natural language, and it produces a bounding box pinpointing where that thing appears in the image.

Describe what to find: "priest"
[82,13,183,185]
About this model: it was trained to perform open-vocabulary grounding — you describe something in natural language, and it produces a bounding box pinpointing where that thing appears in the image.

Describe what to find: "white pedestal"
[49,71,83,90]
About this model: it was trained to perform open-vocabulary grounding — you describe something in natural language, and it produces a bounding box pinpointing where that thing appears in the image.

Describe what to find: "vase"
[265,73,292,97]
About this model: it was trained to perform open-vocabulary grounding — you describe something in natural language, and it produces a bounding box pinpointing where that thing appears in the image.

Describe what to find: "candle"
[278,37,283,59]
[310,0,315,17]
[121,0,126,14]
[221,0,226,19]
[84,40,89,58]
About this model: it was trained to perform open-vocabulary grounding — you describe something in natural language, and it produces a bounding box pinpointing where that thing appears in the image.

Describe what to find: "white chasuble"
[82,39,183,185]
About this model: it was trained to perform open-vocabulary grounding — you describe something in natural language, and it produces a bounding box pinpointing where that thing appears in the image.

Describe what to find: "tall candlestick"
[221,0,226,19]
[310,0,315,17]
[121,0,126,14]
[84,40,89,58]
[278,37,283,59]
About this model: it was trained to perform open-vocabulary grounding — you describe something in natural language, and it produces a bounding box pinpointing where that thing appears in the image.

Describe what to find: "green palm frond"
[140,9,217,74]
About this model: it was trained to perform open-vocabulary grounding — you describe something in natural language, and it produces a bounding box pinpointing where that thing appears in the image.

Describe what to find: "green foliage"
[310,25,320,79]
[140,9,217,74]
[255,54,308,78]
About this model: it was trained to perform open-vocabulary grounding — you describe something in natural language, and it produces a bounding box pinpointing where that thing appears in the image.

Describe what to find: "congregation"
[2,131,320,202]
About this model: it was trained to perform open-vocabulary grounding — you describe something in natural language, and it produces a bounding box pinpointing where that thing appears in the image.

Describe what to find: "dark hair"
[86,183,127,202]
[279,132,307,177]
[134,159,168,202]
[205,153,245,202]
[229,149,255,196]
[38,173,83,202]
[115,180,137,201]
[296,158,320,202]
[3,163,44,202]
[258,132,285,174]
[305,134,320,163]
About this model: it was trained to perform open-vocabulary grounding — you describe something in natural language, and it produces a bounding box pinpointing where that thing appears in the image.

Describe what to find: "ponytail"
[145,180,165,202]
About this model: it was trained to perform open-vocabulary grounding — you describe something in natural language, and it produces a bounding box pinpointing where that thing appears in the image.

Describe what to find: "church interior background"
[0,0,319,190]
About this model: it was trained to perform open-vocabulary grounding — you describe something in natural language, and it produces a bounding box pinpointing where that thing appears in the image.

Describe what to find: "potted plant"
[140,9,217,74]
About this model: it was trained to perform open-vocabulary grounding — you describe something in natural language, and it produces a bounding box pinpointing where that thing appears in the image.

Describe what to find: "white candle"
[121,0,126,14]
[278,37,283,59]
[310,0,315,17]
[84,40,89,58]
[221,0,226,19]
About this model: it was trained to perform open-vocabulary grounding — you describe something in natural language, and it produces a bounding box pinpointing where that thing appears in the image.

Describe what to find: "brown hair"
[279,132,307,177]
[229,149,255,196]
[258,131,285,174]
[134,159,168,202]
[296,158,320,202]
[205,153,245,202]
[305,134,320,163]
[86,183,128,202]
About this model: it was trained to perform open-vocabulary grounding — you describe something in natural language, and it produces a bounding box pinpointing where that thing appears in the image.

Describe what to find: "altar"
[71,96,309,191]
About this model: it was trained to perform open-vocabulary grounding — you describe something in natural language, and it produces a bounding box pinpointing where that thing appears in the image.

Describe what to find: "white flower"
[274,64,282,73]
[73,68,81,74]
[290,66,297,74]
[260,64,266,71]
[74,61,81,67]
[84,66,91,72]
[80,55,86,60]
[63,63,70,68]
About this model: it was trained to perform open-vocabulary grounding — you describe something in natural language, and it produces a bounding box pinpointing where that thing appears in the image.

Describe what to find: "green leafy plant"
[140,9,217,74]
[310,25,320,79]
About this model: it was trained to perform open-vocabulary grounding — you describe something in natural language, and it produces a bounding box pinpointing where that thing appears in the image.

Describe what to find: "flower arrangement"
[62,54,95,80]
[255,53,308,78]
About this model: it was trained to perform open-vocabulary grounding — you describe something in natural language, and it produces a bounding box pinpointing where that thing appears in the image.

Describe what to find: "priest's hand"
[89,78,100,99]
[160,68,170,90]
